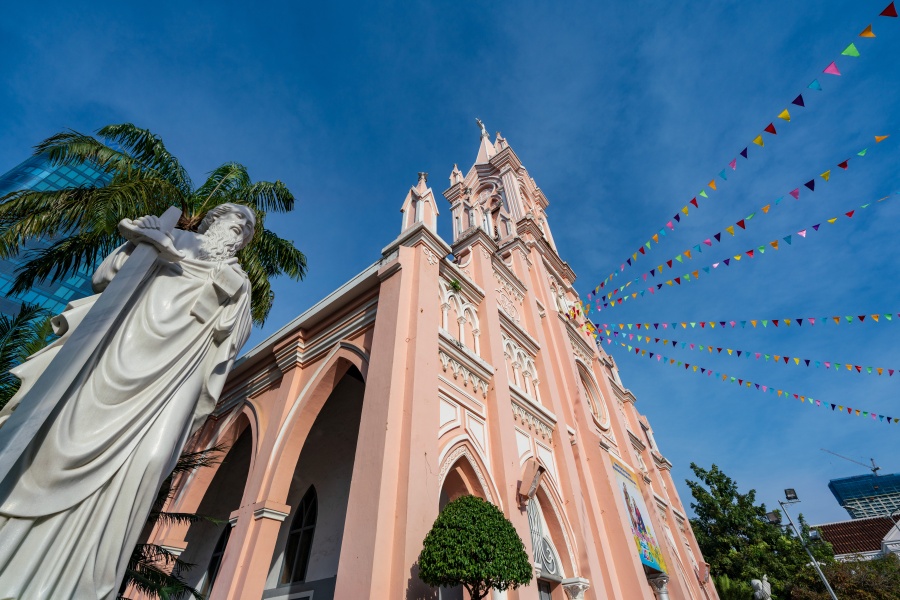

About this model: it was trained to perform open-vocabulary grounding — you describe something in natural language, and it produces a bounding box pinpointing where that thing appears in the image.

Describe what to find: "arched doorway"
[264,366,365,599]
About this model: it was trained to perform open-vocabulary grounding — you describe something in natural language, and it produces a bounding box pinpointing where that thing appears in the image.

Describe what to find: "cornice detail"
[511,400,554,441]
[438,348,490,398]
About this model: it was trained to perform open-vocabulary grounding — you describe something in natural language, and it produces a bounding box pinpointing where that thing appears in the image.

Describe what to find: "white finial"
[476,118,489,138]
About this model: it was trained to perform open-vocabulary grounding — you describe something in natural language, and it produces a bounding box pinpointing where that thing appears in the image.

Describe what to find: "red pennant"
[667,260,673,268]
[764,123,777,134]
[846,210,855,218]
[837,160,849,170]
[736,219,746,229]
[881,2,898,17]
[772,319,779,327]
[690,198,698,208]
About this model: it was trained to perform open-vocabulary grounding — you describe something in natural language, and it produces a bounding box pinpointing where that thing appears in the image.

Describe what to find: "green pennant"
[699,190,709,198]
[842,43,860,57]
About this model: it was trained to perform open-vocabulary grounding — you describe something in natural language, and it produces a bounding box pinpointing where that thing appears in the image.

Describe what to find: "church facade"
[146,130,718,600]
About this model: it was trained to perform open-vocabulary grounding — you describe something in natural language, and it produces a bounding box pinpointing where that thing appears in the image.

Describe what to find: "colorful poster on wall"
[611,457,667,573]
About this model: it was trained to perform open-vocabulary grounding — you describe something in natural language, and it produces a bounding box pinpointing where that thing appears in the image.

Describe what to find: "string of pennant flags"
[598,337,898,425]
[591,4,898,296]
[589,136,890,304]
[599,330,898,376]
[598,313,897,332]
[590,193,896,311]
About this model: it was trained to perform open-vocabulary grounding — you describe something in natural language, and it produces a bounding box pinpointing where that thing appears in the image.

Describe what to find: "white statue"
[751,574,772,600]
[0,204,255,599]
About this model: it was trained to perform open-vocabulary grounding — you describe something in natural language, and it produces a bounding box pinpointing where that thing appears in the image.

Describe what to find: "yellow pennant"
[682,206,689,215]
[821,170,831,181]
[726,225,735,235]
[793,358,800,365]
[734,255,742,261]
[784,319,791,326]
[828,218,838,224]
[753,135,764,147]
[778,109,791,121]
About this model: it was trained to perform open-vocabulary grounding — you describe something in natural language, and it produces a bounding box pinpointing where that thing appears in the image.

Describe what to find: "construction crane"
[820,448,881,476]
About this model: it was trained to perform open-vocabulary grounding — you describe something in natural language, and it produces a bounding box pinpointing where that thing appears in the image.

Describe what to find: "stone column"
[647,573,670,599]
[562,576,591,600]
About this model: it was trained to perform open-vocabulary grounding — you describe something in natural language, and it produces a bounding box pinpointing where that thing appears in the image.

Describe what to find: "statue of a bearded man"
[0,203,256,600]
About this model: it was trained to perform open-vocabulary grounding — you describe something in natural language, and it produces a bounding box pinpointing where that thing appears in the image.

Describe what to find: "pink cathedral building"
[145,128,718,600]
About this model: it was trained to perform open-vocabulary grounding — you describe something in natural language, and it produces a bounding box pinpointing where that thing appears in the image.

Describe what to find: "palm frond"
[97,124,193,194]
[0,302,52,408]
[33,130,142,176]
[9,231,122,294]
[249,227,307,280]
[192,163,252,216]
[236,243,275,325]
[146,511,222,528]
[235,179,295,213]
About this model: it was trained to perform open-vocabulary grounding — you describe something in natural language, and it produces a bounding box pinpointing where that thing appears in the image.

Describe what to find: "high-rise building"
[142,130,717,600]
[829,472,900,519]
[0,155,111,316]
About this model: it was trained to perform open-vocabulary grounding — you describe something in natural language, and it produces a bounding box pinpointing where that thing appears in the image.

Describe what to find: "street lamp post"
[775,489,838,600]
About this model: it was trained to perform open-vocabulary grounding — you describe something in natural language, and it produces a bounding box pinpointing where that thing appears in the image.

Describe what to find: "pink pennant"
[729,159,737,170]
[823,61,841,76]
[790,189,800,199]
[798,229,807,237]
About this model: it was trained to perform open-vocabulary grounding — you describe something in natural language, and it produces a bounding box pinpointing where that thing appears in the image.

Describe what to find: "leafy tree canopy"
[0,302,53,410]
[0,124,307,324]
[791,553,900,600]
[686,463,833,597]
[419,495,532,600]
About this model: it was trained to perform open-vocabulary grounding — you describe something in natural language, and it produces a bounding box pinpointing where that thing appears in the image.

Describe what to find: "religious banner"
[611,456,667,573]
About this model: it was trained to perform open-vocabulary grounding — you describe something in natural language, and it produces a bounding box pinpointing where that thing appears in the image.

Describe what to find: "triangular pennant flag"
[783,235,792,245]
[690,197,698,208]
[858,148,868,156]
[764,123,777,135]
[790,188,800,199]
[699,190,708,198]
[876,135,889,143]
[729,158,737,170]
[804,180,815,191]
[719,169,728,181]
[770,240,779,250]
[860,24,876,37]
[823,62,841,76]
[740,147,749,159]
[709,180,717,191]
[726,226,735,236]
[880,2,898,17]
[792,94,805,107]
[821,170,831,181]
[714,233,722,242]
[808,79,823,91]
[762,204,771,213]
[778,109,791,121]
[837,160,849,169]
[752,135,764,147]
[842,43,860,57]
[736,219,746,229]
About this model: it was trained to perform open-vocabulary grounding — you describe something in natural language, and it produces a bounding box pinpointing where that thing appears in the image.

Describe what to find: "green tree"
[686,463,833,597]
[0,124,306,325]
[419,495,532,600]
[0,302,54,411]
[790,554,900,600]
[712,574,753,600]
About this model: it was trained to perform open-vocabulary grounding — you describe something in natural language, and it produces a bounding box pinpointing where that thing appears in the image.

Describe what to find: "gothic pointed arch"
[281,485,318,584]
[263,342,369,502]
[437,441,500,508]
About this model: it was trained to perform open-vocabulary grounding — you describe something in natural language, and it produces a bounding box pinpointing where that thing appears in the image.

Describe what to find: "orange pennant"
[770,240,779,250]
[876,135,890,143]
[709,180,717,191]
[762,204,771,213]
[860,24,876,37]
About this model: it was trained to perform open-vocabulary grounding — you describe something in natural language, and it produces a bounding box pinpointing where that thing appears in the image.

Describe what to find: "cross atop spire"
[474,118,497,164]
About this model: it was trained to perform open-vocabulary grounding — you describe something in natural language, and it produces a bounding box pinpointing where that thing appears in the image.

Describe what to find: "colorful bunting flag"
[778,109,791,121]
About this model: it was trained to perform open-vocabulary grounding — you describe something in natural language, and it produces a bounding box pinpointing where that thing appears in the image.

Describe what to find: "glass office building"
[0,155,111,317]
[829,473,900,519]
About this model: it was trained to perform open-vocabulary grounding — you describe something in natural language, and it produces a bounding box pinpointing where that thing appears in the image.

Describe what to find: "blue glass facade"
[828,472,900,519]
[0,155,111,317]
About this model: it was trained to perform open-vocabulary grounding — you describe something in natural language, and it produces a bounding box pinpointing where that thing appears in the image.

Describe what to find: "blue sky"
[2,1,898,524]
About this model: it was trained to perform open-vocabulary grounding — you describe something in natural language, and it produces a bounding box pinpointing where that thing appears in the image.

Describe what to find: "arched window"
[200,524,232,595]
[281,486,318,584]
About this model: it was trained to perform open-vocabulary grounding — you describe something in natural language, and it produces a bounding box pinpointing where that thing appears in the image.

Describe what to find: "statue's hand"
[119,216,186,262]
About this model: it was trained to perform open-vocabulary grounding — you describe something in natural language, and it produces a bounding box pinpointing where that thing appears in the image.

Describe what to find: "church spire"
[400,171,439,232]
[474,118,497,164]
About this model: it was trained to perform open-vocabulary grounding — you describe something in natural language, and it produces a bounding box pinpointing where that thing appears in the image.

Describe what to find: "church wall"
[151,137,719,600]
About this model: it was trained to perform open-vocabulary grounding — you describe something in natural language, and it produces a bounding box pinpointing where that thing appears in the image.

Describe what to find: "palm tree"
[0,302,53,410]
[0,123,306,324]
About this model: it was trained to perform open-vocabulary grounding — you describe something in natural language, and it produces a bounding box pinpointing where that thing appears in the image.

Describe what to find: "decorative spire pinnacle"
[417,172,428,192]
[474,118,497,164]
[449,164,463,185]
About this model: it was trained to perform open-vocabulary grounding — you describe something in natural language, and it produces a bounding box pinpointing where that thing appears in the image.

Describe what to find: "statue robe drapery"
[0,241,252,600]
